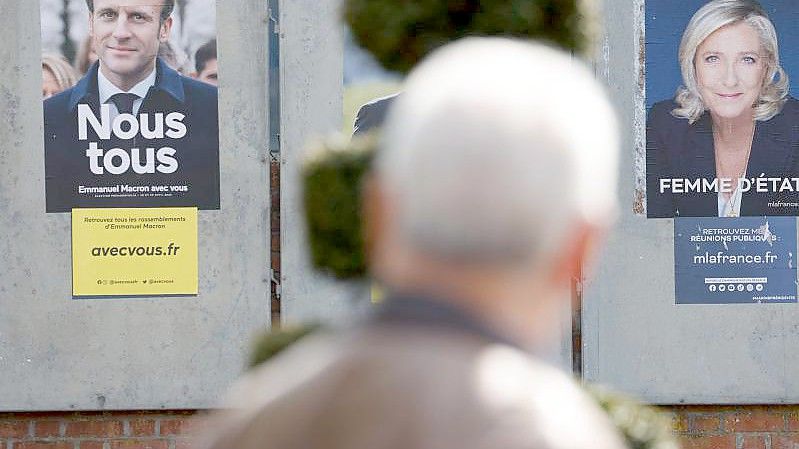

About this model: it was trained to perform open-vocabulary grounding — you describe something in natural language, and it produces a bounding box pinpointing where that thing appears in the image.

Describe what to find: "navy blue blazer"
[353,93,398,136]
[646,98,799,218]
[44,58,220,213]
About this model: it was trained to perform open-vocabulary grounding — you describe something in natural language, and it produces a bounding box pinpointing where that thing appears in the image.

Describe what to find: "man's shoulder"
[180,75,218,101]
[357,93,397,119]
[213,328,627,449]
[353,93,399,135]
[231,325,581,400]
[221,332,345,408]
[349,327,625,442]
[44,86,77,114]
[360,93,398,110]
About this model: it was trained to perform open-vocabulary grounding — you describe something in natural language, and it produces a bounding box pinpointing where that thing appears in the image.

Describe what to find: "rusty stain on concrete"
[633,188,646,215]
[632,0,647,216]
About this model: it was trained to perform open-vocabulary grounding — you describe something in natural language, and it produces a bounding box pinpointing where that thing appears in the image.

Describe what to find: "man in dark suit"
[352,93,398,136]
[43,0,219,213]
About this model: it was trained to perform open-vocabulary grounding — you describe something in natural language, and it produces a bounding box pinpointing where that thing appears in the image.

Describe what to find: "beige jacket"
[205,324,628,449]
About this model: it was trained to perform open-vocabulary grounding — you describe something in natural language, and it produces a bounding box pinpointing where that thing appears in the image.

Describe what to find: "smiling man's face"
[89,0,172,90]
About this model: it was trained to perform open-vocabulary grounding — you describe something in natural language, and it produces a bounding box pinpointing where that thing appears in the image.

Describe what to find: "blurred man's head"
[367,38,619,342]
[86,0,174,91]
[194,39,218,86]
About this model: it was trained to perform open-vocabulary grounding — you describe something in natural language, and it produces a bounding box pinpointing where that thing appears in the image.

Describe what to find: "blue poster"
[674,217,797,304]
[40,1,220,213]
[644,1,799,218]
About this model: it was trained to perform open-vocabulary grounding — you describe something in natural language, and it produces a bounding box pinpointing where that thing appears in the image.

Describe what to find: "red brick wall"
[3,405,799,448]
[666,405,799,449]
[3,406,798,449]
[0,412,201,449]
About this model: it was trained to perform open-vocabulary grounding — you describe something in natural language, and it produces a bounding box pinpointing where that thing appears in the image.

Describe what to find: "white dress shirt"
[97,67,157,118]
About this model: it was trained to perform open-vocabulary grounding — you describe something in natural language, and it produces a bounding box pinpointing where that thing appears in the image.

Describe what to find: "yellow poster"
[72,208,198,297]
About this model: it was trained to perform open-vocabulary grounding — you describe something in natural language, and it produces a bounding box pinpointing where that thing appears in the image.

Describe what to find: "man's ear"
[362,173,405,283]
[361,173,384,267]
[87,12,94,36]
[548,221,606,287]
[159,17,173,42]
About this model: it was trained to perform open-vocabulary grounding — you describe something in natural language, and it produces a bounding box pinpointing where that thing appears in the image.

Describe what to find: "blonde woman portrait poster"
[646,0,799,218]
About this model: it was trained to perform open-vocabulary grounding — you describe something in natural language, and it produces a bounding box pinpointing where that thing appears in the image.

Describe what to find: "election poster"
[674,217,797,304]
[41,0,219,213]
[645,0,799,218]
[72,207,198,297]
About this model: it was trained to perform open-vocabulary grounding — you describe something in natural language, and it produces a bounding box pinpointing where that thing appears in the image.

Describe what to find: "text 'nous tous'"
[77,104,187,175]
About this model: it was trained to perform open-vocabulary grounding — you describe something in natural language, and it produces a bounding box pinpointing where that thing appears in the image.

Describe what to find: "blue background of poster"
[674,217,797,304]
[646,0,799,109]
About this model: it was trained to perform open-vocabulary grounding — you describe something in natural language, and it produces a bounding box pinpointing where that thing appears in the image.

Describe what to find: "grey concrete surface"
[278,0,375,326]
[582,0,799,403]
[0,0,271,410]
[276,0,573,370]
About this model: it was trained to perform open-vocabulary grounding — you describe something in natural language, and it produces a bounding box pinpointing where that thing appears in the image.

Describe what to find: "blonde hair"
[673,0,788,123]
[42,53,79,91]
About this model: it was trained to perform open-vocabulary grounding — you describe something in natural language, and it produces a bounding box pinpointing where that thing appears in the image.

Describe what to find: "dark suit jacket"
[44,58,220,213]
[646,98,799,217]
[352,93,398,136]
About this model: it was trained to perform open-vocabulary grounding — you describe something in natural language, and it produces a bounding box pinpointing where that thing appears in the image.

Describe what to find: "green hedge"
[302,134,377,279]
[344,0,596,74]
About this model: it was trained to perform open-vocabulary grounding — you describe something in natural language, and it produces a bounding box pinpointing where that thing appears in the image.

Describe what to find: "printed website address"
[693,251,777,265]
[91,243,181,257]
[769,201,799,208]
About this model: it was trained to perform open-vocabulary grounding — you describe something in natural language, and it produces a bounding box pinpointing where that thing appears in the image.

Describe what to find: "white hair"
[376,37,619,265]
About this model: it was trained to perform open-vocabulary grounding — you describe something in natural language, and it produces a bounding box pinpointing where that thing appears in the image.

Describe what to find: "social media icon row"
[708,284,764,292]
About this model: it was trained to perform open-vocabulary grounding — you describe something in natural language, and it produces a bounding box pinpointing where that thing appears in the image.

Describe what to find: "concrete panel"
[0,0,271,410]
[279,0,374,326]
[583,0,799,403]
[278,2,573,374]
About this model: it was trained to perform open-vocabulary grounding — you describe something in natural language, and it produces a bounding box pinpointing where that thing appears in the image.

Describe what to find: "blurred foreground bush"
[344,0,598,74]
[302,133,377,279]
